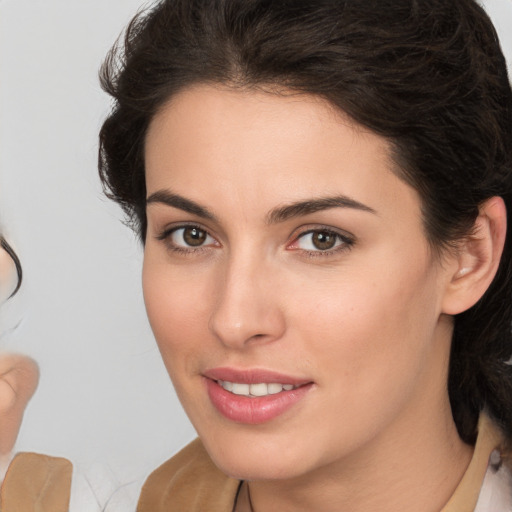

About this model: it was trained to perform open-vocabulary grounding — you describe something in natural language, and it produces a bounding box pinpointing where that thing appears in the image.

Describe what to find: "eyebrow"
[146,190,217,221]
[267,196,376,224]
[146,190,376,224]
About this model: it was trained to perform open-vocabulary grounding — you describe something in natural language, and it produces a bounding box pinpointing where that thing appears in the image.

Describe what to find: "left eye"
[170,226,215,248]
[294,230,347,251]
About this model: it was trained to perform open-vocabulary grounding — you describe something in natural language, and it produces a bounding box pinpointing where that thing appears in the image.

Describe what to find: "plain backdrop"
[0,0,511,502]
[0,0,194,494]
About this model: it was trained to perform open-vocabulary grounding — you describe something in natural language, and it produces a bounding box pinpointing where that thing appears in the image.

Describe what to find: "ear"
[442,197,507,315]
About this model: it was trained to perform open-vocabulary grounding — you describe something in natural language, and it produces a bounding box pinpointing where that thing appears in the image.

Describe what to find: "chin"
[199,428,318,481]
[213,452,304,482]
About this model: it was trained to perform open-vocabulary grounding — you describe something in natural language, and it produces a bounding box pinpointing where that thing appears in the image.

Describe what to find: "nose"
[208,254,286,350]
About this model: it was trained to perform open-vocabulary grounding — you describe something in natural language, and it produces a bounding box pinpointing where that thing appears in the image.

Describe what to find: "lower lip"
[205,379,313,424]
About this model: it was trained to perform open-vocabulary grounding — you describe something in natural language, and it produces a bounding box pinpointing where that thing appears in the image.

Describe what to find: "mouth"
[203,368,314,424]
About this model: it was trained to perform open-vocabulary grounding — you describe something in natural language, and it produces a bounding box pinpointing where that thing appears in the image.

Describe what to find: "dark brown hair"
[1,236,22,299]
[99,0,512,444]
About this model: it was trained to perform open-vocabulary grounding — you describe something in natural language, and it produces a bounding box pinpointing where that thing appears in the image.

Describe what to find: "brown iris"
[183,227,207,246]
[311,231,337,250]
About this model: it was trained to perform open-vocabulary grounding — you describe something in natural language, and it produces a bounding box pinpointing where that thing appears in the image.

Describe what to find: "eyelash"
[156,224,217,255]
[156,224,355,258]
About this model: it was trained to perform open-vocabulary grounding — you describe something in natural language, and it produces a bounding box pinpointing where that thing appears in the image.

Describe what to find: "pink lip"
[203,367,314,424]
[203,367,311,386]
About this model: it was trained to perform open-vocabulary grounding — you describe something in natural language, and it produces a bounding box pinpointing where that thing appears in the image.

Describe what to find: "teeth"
[249,383,268,396]
[220,380,233,392]
[232,383,250,395]
[267,383,283,394]
[219,381,299,397]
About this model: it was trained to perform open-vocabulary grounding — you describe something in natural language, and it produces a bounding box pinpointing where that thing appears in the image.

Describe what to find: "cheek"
[142,256,214,374]
[286,256,443,401]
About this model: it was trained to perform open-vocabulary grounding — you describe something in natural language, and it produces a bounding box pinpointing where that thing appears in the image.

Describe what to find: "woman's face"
[143,85,457,481]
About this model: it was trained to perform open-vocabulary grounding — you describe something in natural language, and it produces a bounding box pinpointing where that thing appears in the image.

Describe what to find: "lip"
[203,367,314,424]
[203,367,311,386]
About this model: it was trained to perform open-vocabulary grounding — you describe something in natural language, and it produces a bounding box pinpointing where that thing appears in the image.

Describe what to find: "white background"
[0,0,195,499]
[0,0,511,507]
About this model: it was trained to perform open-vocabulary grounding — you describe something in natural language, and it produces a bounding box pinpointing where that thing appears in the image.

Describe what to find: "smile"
[203,369,314,424]
[217,380,300,397]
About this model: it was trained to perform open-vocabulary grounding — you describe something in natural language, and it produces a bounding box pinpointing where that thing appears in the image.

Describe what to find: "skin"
[0,244,39,477]
[0,355,39,456]
[142,85,504,511]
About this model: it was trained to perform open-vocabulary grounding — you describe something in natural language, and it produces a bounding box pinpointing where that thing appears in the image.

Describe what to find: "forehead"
[144,84,421,222]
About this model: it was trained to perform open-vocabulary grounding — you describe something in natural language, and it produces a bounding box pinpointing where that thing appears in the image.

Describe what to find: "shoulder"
[137,438,240,512]
[0,452,73,511]
[475,451,512,511]
[474,414,512,511]
[442,413,512,511]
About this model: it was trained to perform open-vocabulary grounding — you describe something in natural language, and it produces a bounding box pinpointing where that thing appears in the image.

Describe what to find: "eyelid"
[155,221,214,240]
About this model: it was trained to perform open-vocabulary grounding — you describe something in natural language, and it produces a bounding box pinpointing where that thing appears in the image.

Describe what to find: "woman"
[0,237,37,468]
[0,237,72,511]
[99,0,512,510]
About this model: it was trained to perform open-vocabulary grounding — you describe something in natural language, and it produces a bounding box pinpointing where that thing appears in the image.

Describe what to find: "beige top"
[444,414,505,511]
[0,452,72,512]
[137,414,509,512]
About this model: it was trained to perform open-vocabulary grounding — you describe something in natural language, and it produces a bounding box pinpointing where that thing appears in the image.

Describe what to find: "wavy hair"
[0,237,22,299]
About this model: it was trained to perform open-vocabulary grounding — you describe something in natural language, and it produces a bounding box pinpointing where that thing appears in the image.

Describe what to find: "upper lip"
[203,367,312,386]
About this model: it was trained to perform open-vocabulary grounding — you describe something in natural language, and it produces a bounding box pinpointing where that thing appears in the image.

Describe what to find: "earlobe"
[442,196,507,315]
